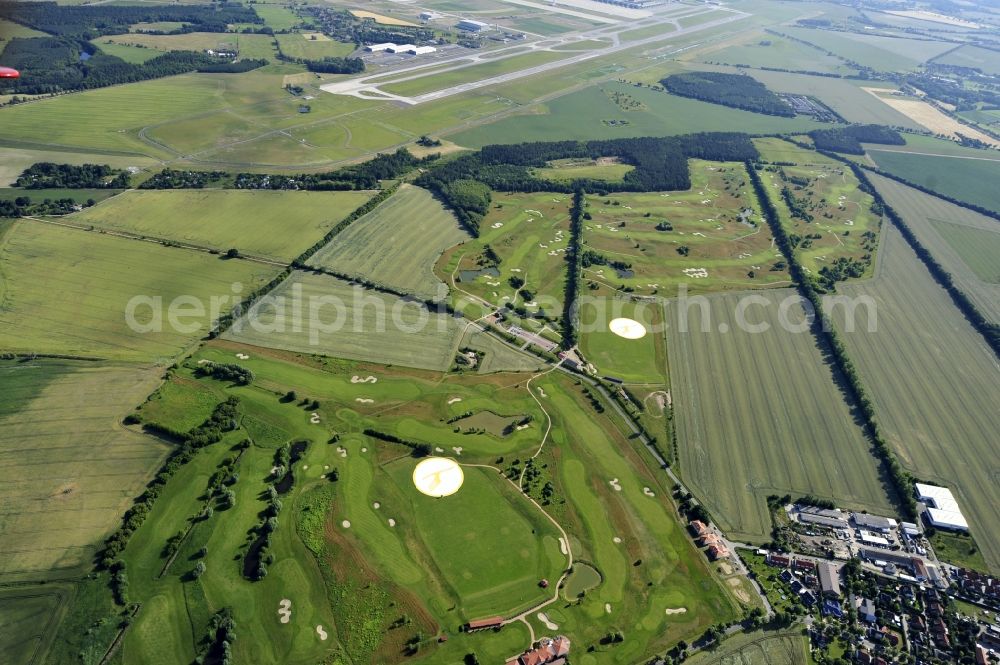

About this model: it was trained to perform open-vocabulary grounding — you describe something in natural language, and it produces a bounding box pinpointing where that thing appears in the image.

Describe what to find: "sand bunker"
[373,502,381,509]
[609,478,622,491]
[452,446,463,455]
[236,353,250,360]
[447,397,462,405]
[316,625,328,641]
[355,398,374,404]
[278,599,291,624]
[538,612,559,630]
[342,520,351,528]
[612,536,622,544]
[605,603,612,614]
[412,457,464,497]
[388,518,396,527]
[310,413,320,424]
[351,375,377,384]
[559,537,568,555]
[643,487,655,497]
[665,607,687,615]
[609,318,647,339]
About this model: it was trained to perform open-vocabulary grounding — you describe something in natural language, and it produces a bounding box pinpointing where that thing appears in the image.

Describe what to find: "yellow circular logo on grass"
[609,317,647,339]
[412,457,464,497]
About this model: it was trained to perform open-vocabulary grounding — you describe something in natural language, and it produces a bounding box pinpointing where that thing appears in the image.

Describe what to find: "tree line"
[416,133,758,236]
[0,36,266,94]
[561,188,585,350]
[99,397,242,569]
[746,160,918,520]
[233,148,421,190]
[15,162,129,189]
[660,71,795,117]
[807,124,905,155]
[0,1,259,39]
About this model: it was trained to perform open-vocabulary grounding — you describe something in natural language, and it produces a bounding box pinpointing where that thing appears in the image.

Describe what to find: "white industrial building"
[386,44,416,53]
[408,45,437,55]
[916,483,969,531]
[457,19,490,32]
[859,530,891,548]
[365,43,397,52]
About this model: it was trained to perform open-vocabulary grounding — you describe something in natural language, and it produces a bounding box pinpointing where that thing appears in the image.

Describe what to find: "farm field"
[778,27,955,71]
[865,132,1000,158]
[254,3,304,31]
[755,139,881,283]
[105,341,740,664]
[866,172,1000,324]
[577,297,667,384]
[223,271,466,371]
[861,89,999,147]
[307,184,469,300]
[666,289,895,543]
[0,186,123,204]
[696,32,855,75]
[90,39,163,63]
[831,225,1000,573]
[684,629,811,665]
[0,584,74,665]
[70,189,375,262]
[275,32,356,60]
[932,44,1000,75]
[450,81,828,147]
[581,161,790,296]
[869,149,1000,215]
[0,221,278,361]
[439,191,572,313]
[0,359,169,580]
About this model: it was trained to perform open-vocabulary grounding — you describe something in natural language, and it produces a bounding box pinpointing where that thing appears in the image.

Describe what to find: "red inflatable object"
[0,67,20,79]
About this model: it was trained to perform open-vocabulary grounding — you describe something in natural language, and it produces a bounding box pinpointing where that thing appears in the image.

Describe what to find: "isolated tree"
[192,561,206,579]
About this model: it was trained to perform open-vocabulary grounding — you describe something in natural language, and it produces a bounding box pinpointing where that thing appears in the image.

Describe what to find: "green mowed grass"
[870,149,1000,215]
[666,289,895,543]
[450,81,828,147]
[755,141,881,280]
[779,27,954,71]
[255,4,304,31]
[0,146,159,187]
[0,187,123,203]
[0,221,279,361]
[372,459,564,618]
[0,359,169,580]
[930,221,1000,283]
[581,161,790,296]
[224,271,465,371]
[102,339,741,664]
[382,51,572,97]
[0,17,48,39]
[91,39,168,63]
[867,172,1000,324]
[533,158,634,183]
[275,32,355,60]
[441,191,571,312]
[101,32,277,61]
[699,32,855,75]
[308,184,469,300]
[69,189,375,262]
[933,44,1000,75]
[832,225,1000,574]
[578,298,666,384]
[0,74,234,156]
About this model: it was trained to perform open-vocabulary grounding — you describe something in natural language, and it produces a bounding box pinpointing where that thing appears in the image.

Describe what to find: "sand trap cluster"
[351,375,377,384]
[412,457,464,497]
[609,478,622,491]
[336,446,348,458]
[310,413,320,424]
[452,446,463,455]
[538,612,559,630]
[278,599,292,624]
[609,318,647,340]
[643,487,655,497]
[316,625,328,641]
[388,518,396,527]
[235,353,250,360]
